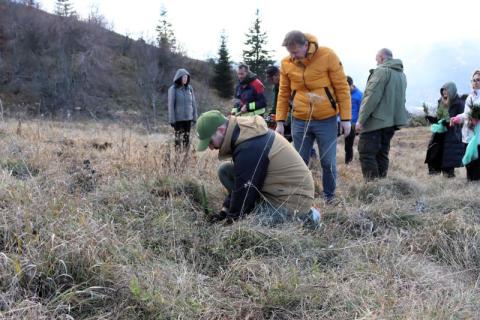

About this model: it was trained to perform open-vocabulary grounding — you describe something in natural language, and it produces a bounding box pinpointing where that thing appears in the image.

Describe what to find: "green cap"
[196,110,227,151]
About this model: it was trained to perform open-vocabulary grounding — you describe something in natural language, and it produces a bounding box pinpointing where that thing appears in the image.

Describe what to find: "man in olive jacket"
[356,48,408,181]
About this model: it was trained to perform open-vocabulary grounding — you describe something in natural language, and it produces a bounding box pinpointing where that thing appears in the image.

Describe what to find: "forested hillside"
[0,1,222,126]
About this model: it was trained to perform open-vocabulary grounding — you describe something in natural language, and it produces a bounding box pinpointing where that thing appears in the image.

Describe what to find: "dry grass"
[0,120,479,319]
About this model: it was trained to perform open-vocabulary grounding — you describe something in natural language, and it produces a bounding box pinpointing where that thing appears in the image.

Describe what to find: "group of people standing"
[425,71,480,181]
[167,29,478,226]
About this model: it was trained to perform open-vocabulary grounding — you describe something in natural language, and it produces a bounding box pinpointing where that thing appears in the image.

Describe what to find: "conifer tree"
[213,32,234,99]
[155,6,176,52]
[242,9,273,78]
[54,0,73,17]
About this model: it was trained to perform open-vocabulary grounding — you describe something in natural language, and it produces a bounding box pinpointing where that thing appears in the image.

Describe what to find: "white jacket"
[459,90,480,145]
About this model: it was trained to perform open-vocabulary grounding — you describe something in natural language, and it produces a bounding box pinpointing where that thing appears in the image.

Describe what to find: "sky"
[38,0,480,110]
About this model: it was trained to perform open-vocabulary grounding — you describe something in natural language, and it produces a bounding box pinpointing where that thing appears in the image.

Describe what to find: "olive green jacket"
[358,59,408,132]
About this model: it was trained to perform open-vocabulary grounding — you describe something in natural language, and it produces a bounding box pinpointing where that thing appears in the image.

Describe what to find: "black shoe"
[442,169,455,178]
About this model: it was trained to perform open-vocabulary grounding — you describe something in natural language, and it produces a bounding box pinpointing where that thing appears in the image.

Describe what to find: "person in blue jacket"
[344,76,363,164]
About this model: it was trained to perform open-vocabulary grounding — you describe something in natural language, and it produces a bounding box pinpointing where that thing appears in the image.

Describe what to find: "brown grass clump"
[0,121,479,319]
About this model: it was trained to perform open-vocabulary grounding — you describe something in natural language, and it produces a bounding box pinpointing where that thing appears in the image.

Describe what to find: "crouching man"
[196,110,320,226]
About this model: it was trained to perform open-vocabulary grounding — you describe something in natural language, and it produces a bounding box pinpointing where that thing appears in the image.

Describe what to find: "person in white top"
[450,70,480,180]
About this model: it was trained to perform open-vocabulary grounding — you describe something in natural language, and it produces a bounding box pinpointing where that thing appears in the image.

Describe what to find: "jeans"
[358,126,396,181]
[292,116,337,200]
[344,123,356,164]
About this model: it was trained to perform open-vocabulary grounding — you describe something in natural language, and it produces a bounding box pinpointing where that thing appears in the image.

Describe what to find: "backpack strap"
[324,87,337,111]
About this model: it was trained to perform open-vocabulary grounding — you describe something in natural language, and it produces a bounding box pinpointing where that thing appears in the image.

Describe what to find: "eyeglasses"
[472,78,480,83]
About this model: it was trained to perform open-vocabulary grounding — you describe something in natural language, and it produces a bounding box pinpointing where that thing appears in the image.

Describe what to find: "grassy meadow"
[0,119,479,319]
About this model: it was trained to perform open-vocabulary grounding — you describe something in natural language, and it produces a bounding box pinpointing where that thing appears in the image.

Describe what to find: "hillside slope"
[0,1,225,125]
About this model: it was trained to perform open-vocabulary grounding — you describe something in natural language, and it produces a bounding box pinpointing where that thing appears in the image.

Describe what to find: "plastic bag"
[431,120,447,133]
[462,123,480,165]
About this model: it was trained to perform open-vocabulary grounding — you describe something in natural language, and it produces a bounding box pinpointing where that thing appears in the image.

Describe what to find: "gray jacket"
[358,59,408,133]
[168,68,198,124]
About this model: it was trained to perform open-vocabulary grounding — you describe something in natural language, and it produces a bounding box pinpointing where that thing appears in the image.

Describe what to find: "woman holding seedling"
[450,70,480,181]
[424,82,464,177]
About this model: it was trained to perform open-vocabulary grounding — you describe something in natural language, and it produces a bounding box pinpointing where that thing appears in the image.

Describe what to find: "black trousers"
[173,121,192,151]
[466,145,480,181]
[425,132,455,177]
[344,124,356,164]
[358,126,396,181]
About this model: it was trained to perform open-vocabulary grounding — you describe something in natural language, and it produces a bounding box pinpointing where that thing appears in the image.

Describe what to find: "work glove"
[206,209,227,223]
[355,122,363,134]
[275,122,285,136]
[450,115,463,126]
[340,121,351,137]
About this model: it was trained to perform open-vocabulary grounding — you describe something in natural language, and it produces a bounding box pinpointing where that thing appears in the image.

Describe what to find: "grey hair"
[282,30,308,47]
[378,48,393,60]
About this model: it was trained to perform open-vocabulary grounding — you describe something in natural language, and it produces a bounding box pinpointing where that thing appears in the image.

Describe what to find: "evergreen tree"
[155,6,176,52]
[21,0,38,7]
[242,9,273,78]
[213,33,234,99]
[54,0,73,17]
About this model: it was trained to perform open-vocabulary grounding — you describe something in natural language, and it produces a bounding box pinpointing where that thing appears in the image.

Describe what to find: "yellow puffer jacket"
[276,33,351,122]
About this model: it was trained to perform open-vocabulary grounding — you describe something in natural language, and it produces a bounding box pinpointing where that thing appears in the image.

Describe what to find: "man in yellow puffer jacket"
[275,31,352,202]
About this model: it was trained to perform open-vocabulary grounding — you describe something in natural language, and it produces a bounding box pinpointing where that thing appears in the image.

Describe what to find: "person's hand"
[356,122,363,133]
[340,121,351,137]
[206,208,228,223]
[223,217,234,226]
[240,105,247,113]
[450,115,463,126]
[275,122,285,136]
[232,98,242,108]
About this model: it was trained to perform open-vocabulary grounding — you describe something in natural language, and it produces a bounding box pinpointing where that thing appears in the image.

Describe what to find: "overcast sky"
[38,0,479,109]
[38,0,477,60]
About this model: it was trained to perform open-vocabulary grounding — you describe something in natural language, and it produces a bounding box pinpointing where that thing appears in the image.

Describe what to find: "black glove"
[223,217,234,226]
[206,210,227,223]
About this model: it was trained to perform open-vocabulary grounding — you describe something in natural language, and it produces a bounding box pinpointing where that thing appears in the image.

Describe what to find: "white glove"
[275,122,285,136]
[340,121,351,137]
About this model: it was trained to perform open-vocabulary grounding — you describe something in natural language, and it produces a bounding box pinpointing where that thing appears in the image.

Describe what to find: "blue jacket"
[350,86,363,124]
